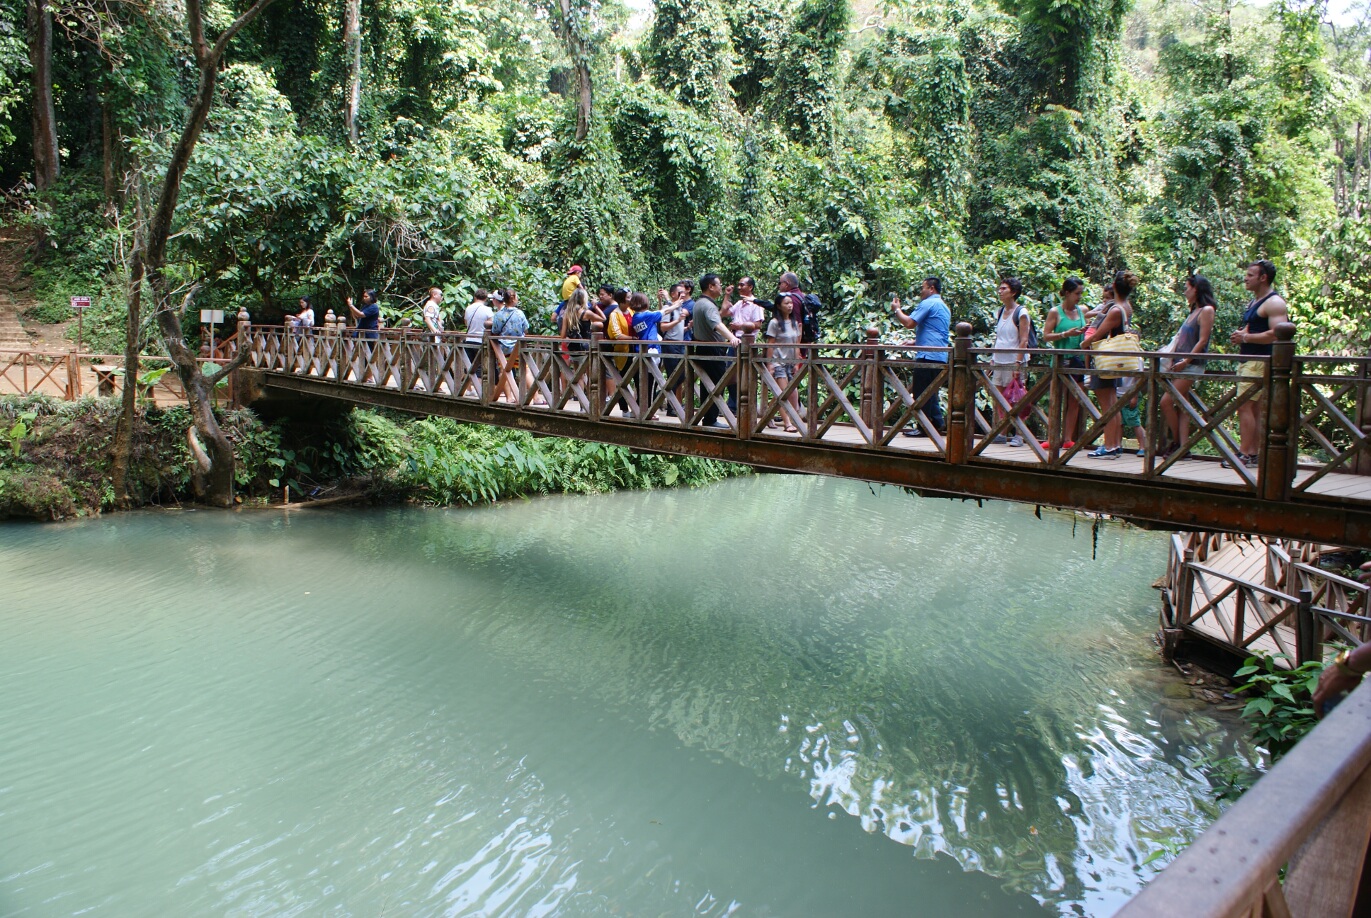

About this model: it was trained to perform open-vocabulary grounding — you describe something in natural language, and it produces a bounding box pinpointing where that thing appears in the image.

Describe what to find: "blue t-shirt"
[358,302,380,339]
[910,294,951,362]
[632,310,663,343]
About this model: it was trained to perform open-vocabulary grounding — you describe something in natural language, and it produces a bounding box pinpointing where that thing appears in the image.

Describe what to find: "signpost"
[201,309,225,358]
[70,296,91,353]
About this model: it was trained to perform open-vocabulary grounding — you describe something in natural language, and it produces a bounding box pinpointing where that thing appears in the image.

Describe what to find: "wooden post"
[1261,322,1298,501]
[1176,547,1196,625]
[481,319,495,406]
[862,326,882,442]
[1357,342,1371,476]
[1046,351,1062,462]
[588,332,603,421]
[285,318,297,372]
[324,310,340,381]
[1296,587,1317,666]
[947,322,974,464]
[232,308,250,407]
[399,328,413,392]
[737,332,755,439]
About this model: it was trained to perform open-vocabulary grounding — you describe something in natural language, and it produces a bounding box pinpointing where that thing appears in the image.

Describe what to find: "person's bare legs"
[1095,387,1119,449]
[1238,399,1261,457]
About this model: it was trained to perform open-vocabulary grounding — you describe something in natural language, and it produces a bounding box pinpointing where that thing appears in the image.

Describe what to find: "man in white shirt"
[722,276,765,335]
[463,289,493,389]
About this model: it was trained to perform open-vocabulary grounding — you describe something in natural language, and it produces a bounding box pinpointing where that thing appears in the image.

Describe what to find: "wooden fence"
[0,333,239,406]
[1162,531,1371,666]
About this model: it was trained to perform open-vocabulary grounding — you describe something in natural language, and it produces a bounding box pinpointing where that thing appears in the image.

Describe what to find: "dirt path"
[0,229,74,352]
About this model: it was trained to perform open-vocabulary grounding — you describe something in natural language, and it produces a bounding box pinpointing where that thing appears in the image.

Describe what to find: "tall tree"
[343,0,360,146]
[767,0,848,143]
[26,0,59,189]
[547,0,595,142]
[646,0,734,115]
[109,0,279,507]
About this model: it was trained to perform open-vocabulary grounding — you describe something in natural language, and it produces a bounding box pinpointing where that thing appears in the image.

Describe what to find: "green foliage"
[7,410,37,457]
[1233,654,1325,760]
[645,0,735,114]
[398,417,748,504]
[767,0,850,143]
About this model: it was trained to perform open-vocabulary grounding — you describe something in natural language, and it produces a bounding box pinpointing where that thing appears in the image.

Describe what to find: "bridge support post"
[947,322,973,464]
[1175,547,1195,626]
[231,309,250,407]
[482,321,495,407]
[1296,588,1317,666]
[1046,351,1062,463]
[862,327,882,442]
[589,333,603,421]
[404,329,419,392]
[1261,323,1298,502]
[738,333,755,440]
[1358,344,1371,476]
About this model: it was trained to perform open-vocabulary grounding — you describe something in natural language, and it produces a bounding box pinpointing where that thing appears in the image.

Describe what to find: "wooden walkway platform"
[1163,531,1371,666]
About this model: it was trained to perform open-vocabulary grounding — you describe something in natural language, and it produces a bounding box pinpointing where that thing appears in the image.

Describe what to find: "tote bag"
[1091,332,1144,378]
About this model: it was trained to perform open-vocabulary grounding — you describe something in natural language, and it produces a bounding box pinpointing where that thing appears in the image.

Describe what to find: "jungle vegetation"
[1,0,1368,502]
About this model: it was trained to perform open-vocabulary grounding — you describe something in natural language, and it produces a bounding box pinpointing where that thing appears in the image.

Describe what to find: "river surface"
[0,475,1244,917]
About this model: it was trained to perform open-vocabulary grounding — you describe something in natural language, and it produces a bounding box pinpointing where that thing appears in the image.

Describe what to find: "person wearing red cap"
[561,265,584,302]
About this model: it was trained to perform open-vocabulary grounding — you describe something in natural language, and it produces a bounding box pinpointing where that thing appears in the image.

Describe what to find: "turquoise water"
[0,476,1239,916]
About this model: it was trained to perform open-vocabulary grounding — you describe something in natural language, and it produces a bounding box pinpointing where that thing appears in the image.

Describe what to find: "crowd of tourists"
[282,259,1291,464]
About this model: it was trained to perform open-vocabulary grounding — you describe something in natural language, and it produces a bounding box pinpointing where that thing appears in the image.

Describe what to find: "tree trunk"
[26,0,59,190]
[156,296,238,506]
[554,0,592,144]
[344,0,361,148]
[109,252,145,508]
[102,99,118,208]
[113,0,278,509]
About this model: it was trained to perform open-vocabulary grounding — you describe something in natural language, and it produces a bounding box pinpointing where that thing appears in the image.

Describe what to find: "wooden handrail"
[1116,676,1371,918]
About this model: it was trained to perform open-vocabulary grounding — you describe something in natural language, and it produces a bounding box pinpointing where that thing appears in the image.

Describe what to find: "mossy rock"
[0,466,79,520]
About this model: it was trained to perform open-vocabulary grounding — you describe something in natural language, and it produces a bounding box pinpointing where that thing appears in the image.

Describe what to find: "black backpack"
[799,293,822,344]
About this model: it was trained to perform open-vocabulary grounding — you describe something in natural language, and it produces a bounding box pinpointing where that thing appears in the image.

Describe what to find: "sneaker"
[1136,448,1146,457]
[1221,453,1258,469]
[1062,441,1075,450]
[1039,440,1050,450]
[1087,446,1122,459]
[902,428,927,438]
[992,434,1008,445]
[1008,435,1024,447]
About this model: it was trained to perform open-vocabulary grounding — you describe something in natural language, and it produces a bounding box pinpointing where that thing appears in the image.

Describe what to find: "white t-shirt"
[765,317,802,363]
[421,299,443,333]
[993,305,1028,365]
[464,300,493,344]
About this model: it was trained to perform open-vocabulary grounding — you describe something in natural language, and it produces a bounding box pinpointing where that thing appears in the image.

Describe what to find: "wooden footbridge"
[9,320,1371,915]
[227,320,1371,547]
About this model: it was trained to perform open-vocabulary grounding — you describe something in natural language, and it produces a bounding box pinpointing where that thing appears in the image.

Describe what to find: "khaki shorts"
[991,365,1021,388]
[1238,359,1266,397]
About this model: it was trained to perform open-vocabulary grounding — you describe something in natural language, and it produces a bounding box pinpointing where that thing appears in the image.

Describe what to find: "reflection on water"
[0,476,1242,916]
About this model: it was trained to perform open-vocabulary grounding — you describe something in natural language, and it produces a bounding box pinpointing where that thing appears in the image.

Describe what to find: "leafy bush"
[1233,653,1324,760]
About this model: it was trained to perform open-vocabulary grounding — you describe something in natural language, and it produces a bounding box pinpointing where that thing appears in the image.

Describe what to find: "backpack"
[1014,305,1039,349]
[799,293,822,344]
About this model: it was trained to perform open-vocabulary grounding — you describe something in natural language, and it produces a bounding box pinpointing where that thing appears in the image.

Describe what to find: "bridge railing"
[0,349,233,405]
[242,320,1371,509]
[1162,531,1371,666]
[1116,673,1371,918]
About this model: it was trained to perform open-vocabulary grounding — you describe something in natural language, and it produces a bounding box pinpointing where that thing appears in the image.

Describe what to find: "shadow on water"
[0,475,1242,916]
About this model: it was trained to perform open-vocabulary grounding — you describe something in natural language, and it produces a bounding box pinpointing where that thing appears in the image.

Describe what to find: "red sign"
[70,296,91,310]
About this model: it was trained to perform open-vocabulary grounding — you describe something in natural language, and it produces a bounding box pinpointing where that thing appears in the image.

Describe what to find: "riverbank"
[0,394,749,520]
